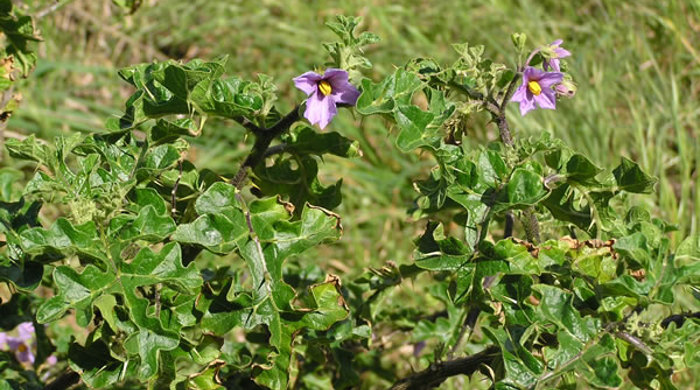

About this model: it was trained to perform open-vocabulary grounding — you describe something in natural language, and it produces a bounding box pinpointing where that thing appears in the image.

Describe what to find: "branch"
[493,113,513,147]
[390,345,500,390]
[232,115,262,134]
[44,370,80,390]
[231,105,300,189]
[263,143,288,158]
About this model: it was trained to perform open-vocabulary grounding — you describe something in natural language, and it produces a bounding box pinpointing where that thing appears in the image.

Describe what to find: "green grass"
[4,0,700,387]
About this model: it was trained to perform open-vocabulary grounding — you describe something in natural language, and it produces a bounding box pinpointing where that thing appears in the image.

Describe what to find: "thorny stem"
[231,105,300,189]
[486,72,541,243]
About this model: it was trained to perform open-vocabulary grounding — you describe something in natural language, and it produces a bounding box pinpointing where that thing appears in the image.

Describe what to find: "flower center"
[527,81,542,96]
[17,343,27,353]
[318,80,332,96]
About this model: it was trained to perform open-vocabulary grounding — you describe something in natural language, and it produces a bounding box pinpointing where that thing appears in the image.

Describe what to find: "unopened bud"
[555,79,577,98]
[511,33,527,52]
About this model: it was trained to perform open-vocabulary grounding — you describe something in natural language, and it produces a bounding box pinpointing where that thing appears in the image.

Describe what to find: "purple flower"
[510,66,563,116]
[543,39,571,72]
[1,322,36,364]
[293,68,360,129]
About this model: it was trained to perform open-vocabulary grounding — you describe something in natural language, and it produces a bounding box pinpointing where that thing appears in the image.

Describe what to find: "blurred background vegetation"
[2,0,699,387]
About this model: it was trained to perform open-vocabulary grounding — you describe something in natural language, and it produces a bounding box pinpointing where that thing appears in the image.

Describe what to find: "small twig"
[615,331,652,355]
[390,345,500,390]
[447,308,481,360]
[36,0,76,19]
[171,158,183,216]
[543,174,565,189]
[154,283,162,318]
[232,115,262,134]
[263,143,288,158]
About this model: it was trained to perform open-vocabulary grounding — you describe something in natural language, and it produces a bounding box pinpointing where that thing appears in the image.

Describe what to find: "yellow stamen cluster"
[528,81,542,96]
[17,343,27,353]
[318,80,332,96]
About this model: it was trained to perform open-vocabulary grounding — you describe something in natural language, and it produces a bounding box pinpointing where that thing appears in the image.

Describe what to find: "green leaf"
[356,69,422,115]
[0,259,43,290]
[565,154,602,184]
[505,168,547,207]
[0,168,23,202]
[477,147,508,189]
[542,185,592,232]
[20,219,108,263]
[39,243,202,380]
[254,279,349,389]
[614,232,652,269]
[483,326,542,387]
[68,338,126,388]
[588,356,623,388]
[532,284,599,342]
[36,265,116,326]
[150,118,196,145]
[493,239,541,274]
[253,155,342,212]
[414,222,472,270]
[394,105,437,152]
[281,126,361,158]
[613,157,656,193]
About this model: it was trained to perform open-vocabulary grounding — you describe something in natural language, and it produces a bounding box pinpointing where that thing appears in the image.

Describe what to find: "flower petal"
[304,92,337,130]
[523,66,545,82]
[7,337,22,350]
[534,89,557,110]
[544,59,561,72]
[293,71,323,96]
[550,39,563,46]
[538,71,563,88]
[17,345,34,364]
[554,47,571,58]
[331,81,360,105]
[323,68,350,84]
[324,69,360,105]
[510,84,528,103]
[519,96,536,116]
[17,322,34,341]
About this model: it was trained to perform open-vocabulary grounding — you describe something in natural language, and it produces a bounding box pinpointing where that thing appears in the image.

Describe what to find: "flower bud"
[511,33,527,52]
[555,79,577,98]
